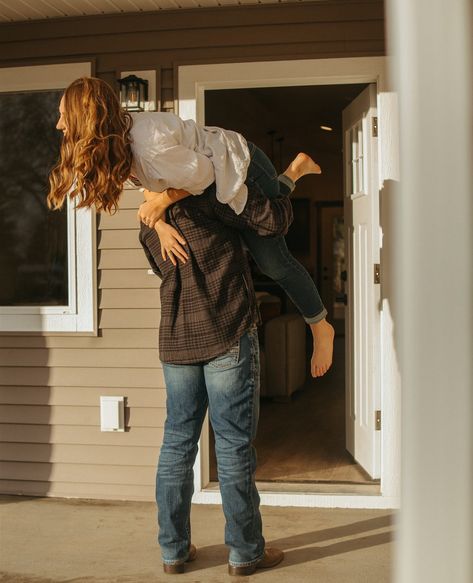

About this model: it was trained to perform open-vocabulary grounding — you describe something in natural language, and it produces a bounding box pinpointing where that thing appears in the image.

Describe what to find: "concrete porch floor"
[0,496,395,583]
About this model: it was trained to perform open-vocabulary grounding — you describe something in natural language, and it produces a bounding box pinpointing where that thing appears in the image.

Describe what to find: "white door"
[343,84,381,479]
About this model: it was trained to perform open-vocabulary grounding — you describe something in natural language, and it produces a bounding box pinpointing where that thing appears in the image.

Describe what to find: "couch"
[256,293,307,400]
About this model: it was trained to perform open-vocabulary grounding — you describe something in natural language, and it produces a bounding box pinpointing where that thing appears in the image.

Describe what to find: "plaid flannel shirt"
[139,183,293,364]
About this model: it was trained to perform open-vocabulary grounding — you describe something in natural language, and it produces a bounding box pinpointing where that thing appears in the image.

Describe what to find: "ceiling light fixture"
[320,125,333,132]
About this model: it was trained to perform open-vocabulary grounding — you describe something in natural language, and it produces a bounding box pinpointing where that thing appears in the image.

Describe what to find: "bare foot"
[284,152,322,183]
[310,318,335,378]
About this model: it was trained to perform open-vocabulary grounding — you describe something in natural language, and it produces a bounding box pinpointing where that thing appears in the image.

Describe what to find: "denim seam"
[277,173,295,193]
[228,551,265,568]
[271,237,326,319]
[248,331,263,559]
[163,553,190,566]
[247,334,255,546]
[304,307,329,324]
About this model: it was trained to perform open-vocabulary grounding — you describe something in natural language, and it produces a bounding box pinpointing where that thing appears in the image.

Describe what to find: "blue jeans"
[157,328,265,568]
[244,143,327,324]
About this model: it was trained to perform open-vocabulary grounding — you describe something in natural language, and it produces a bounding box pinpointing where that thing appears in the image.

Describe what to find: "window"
[347,121,366,197]
[0,63,96,333]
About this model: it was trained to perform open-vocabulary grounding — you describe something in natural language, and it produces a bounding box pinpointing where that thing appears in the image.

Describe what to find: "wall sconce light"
[118,74,149,111]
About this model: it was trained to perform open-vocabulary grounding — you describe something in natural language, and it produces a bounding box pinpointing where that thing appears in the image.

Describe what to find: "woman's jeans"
[244,143,327,324]
[157,328,265,568]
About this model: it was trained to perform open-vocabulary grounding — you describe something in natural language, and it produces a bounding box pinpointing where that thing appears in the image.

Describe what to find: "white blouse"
[129,112,251,214]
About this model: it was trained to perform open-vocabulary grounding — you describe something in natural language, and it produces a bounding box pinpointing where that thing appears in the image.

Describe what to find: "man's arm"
[211,184,293,237]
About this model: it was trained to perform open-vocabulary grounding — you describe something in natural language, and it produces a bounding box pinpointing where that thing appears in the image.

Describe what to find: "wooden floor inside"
[210,335,379,491]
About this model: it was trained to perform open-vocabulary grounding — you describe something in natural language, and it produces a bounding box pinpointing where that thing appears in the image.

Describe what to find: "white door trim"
[178,56,400,509]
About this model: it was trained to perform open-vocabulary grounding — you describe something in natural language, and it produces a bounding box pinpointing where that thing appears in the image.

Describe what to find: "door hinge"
[372,116,378,137]
[375,410,382,431]
[374,263,381,284]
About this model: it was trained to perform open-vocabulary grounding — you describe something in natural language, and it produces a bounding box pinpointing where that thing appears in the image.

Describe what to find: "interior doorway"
[204,84,379,493]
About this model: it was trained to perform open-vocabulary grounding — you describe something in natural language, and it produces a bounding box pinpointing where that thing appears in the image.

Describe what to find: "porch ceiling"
[0,0,324,23]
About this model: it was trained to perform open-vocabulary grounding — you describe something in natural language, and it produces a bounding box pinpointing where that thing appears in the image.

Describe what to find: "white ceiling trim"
[0,0,317,23]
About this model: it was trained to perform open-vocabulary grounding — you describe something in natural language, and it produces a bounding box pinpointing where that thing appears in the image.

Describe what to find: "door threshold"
[205,480,381,496]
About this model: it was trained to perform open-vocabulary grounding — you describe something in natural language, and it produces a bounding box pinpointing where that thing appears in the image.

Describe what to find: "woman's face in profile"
[56,96,67,135]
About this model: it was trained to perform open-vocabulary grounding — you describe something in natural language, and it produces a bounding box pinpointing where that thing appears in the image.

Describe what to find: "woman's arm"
[137,188,191,227]
[154,219,188,266]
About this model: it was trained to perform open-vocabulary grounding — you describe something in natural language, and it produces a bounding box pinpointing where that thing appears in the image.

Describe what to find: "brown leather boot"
[228,547,284,576]
[163,544,197,574]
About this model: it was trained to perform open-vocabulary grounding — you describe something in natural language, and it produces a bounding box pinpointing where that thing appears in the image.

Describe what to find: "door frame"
[178,56,400,509]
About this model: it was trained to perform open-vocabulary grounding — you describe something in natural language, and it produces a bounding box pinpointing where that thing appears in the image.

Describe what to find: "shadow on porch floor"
[0,495,395,583]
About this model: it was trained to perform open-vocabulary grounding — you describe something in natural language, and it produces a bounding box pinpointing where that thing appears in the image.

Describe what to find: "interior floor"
[209,336,378,487]
[253,336,376,485]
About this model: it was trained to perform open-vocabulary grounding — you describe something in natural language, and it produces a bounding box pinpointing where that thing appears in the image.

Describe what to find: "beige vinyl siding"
[0,386,165,407]
[0,348,161,367]
[0,186,164,500]
[0,0,384,501]
[99,270,161,290]
[1,425,164,447]
[0,366,165,388]
[0,406,166,428]
[0,330,159,348]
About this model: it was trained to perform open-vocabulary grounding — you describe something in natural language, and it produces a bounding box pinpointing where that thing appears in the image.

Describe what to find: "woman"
[48,76,334,377]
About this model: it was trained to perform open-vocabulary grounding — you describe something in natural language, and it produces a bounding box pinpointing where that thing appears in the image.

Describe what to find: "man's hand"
[137,191,166,228]
[155,220,188,266]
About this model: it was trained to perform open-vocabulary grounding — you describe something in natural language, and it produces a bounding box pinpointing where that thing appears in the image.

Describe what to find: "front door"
[343,84,381,479]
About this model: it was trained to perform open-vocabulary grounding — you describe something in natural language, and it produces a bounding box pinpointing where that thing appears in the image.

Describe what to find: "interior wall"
[204,84,365,277]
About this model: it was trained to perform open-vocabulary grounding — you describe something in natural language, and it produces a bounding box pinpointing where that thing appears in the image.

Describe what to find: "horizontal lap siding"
[0,330,159,348]
[0,21,384,60]
[0,2,384,43]
[0,386,165,407]
[0,0,384,500]
[0,425,164,446]
[0,406,166,427]
[0,367,165,388]
[0,186,164,500]
[0,348,162,367]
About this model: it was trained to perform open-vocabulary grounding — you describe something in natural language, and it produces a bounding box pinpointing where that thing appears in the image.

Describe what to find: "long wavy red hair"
[47,77,133,213]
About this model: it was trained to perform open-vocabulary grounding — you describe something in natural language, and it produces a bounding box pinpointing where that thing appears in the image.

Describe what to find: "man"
[139,180,293,577]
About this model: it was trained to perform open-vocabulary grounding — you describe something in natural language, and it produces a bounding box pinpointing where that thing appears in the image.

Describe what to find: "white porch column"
[386,1,473,582]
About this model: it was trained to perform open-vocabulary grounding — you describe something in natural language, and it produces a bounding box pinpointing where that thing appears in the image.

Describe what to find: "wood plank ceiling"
[0,0,323,22]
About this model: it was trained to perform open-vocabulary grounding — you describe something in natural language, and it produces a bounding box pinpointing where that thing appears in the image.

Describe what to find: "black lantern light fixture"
[118,74,149,111]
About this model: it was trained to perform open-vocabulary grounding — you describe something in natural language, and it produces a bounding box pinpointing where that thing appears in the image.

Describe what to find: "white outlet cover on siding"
[100,396,125,432]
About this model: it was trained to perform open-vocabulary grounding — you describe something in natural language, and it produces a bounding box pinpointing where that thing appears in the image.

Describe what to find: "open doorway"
[205,84,379,493]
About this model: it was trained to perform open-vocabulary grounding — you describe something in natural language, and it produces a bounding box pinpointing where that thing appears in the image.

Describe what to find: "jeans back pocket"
[208,340,240,370]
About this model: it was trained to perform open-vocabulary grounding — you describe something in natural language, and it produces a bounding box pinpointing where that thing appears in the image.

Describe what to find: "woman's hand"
[155,220,188,266]
[137,191,167,227]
